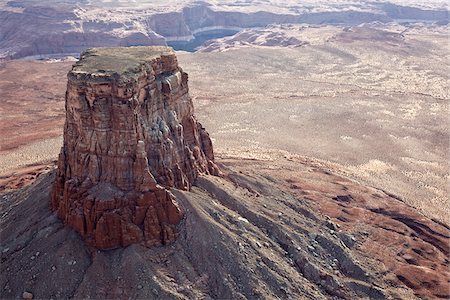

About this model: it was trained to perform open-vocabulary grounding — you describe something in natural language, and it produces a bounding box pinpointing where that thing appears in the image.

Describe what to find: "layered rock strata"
[51,46,218,249]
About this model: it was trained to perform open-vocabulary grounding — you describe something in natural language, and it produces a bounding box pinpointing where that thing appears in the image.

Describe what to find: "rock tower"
[51,46,218,249]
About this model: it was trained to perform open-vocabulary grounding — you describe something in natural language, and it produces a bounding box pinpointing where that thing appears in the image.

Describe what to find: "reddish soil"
[0,60,71,151]
[0,25,448,299]
[0,162,55,191]
[238,154,450,299]
[1,153,448,299]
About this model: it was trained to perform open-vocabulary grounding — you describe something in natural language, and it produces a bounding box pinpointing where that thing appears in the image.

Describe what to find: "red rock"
[51,46,218,249]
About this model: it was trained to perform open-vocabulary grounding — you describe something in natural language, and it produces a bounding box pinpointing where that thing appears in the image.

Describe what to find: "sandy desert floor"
[180,24,450,223]
[0,23,449,300]
[0,24,448,224]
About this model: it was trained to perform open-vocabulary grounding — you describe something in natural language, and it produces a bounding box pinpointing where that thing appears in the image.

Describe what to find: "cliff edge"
[51,46,218,249]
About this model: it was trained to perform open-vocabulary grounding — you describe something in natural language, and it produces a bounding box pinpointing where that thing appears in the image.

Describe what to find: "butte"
[51,46,219,249]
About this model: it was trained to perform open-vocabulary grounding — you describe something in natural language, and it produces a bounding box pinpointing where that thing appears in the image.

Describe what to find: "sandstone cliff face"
[51,46,218,249]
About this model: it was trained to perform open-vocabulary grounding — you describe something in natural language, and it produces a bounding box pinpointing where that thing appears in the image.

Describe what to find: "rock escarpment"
[51,46,218,249]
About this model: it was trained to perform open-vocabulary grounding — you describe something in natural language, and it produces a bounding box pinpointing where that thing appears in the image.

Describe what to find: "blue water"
[167,29,239,52]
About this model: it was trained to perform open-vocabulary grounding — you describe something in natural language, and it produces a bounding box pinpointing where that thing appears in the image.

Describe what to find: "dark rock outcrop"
[51,46,218,249]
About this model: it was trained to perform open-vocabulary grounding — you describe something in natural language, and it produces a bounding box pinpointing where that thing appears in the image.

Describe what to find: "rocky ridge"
[1,1,448,59]
[51,46,217,249]
[1,153,448,299]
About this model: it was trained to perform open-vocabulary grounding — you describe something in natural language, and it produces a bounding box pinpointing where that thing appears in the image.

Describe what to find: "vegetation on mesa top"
[71,46,175,80]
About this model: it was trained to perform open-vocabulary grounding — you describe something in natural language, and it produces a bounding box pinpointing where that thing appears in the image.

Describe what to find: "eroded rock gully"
[51,46,218,249]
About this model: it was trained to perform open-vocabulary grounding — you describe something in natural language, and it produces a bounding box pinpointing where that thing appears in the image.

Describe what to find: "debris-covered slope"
[1,154,448,299]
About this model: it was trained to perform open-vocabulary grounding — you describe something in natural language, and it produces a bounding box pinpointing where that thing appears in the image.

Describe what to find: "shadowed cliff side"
[51,47,218,249]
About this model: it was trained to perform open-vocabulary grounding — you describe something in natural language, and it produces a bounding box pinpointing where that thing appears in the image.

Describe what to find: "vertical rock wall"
[51,46,218,249]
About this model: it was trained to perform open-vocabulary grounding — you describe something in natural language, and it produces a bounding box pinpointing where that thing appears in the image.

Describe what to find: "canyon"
[0,0,448,59]
[0,1,449,299]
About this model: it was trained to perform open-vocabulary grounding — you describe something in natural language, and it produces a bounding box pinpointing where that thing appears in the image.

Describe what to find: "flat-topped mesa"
[51,46,219,249]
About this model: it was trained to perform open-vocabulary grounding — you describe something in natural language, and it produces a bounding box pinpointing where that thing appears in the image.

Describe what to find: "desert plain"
[0,0,449,298]
[1,23,448,223]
